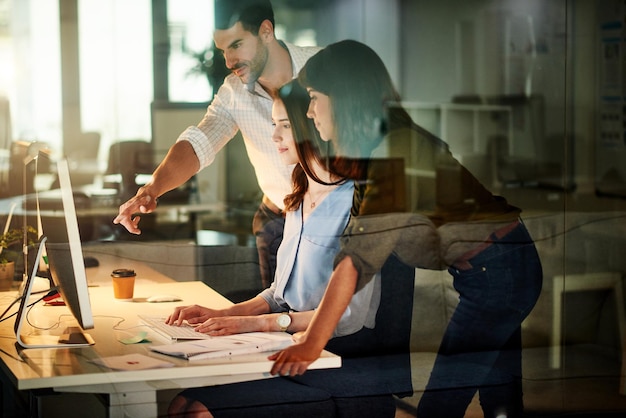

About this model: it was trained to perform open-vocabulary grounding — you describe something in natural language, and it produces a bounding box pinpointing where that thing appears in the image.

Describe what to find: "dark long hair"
[278,80,344,211]
[298,40,446,181]
[298,40,411,157]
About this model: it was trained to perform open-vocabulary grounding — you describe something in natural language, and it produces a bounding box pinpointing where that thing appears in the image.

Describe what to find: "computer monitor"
[14,157,95,348]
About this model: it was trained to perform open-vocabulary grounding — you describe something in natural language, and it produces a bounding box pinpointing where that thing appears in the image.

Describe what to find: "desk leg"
[550,272,625,395]
[108,390,157,418]
[551,274,564,369]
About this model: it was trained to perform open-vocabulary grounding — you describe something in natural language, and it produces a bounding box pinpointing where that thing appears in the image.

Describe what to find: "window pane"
[79,0,152,152]
[0,0,62,151]
[167,0,214,102]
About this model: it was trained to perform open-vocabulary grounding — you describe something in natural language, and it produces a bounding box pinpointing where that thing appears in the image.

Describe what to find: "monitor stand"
[14,237,95,348]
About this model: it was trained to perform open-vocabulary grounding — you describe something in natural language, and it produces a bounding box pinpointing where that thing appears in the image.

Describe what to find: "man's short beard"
[245,41,269,87]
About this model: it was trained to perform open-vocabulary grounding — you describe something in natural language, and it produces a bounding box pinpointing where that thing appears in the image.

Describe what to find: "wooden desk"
[0,280,340,417]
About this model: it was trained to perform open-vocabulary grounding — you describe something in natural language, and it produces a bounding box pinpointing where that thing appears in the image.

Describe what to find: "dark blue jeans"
[417,220,543,418]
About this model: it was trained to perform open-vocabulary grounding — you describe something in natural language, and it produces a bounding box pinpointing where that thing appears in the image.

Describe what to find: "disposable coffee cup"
[111,268,136,301]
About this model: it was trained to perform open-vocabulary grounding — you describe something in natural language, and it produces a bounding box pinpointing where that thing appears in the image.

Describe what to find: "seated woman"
[166,81,389,418]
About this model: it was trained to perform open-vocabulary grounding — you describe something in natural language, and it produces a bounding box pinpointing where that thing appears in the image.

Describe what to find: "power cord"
[0,287,59,323]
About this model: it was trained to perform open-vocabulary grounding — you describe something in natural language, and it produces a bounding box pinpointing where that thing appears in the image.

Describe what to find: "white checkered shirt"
[176,42,322,210]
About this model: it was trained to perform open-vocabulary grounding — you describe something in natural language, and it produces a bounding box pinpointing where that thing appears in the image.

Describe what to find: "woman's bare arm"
[268,256,358,376]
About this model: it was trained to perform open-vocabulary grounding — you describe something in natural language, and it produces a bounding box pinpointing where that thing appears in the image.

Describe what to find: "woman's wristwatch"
[276,312,292,332]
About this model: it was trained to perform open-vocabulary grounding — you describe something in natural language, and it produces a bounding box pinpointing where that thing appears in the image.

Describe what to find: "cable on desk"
[0,288,58,323]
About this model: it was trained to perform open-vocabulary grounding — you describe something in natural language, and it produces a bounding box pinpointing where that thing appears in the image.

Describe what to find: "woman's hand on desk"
[168,297,275,331]
[166,304,218,326]
[169,309,295,336]
[268,331,325,376]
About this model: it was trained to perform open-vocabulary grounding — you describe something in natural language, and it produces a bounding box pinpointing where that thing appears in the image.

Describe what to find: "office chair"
[105,140,155,201]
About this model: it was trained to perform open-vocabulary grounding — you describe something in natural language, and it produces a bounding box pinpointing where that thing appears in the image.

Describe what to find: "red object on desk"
[43,289,65,306]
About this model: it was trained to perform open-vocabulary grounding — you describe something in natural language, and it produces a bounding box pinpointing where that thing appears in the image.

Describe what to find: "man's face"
[214,21,269,85]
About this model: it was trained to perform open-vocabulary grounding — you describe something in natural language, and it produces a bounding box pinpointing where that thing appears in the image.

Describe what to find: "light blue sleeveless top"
[260,181,380,337]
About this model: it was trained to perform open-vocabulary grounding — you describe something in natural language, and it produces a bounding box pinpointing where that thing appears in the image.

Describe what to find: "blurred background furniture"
[104,140,155,202]
[65,131,102,187]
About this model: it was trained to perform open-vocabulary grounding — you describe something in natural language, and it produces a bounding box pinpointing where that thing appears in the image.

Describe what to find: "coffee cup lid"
[111,268,136,278]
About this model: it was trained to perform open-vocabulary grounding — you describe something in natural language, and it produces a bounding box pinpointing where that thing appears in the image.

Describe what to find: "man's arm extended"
[113,140,200,234]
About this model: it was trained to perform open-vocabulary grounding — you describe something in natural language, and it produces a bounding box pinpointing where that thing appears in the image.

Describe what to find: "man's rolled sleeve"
[175,82,240,171]
[176,126,216,169]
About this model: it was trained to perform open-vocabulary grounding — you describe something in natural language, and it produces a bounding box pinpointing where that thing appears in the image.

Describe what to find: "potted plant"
[0,226,37,290]
[185,44,229,92]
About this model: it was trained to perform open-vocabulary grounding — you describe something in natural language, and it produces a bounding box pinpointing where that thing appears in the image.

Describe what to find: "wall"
[399,0,472,103]
[594,1,626,196]
[397,0,604,195]
[313,0,401,87]
[569,0,598,192]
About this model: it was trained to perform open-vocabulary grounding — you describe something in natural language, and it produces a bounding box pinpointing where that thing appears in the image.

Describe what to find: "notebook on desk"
[148,330,293,362]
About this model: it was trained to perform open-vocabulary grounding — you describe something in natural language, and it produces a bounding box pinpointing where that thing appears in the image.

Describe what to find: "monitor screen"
[14,156,95,348]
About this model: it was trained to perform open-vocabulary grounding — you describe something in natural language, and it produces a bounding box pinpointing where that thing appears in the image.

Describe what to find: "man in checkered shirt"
[114,0,321,288]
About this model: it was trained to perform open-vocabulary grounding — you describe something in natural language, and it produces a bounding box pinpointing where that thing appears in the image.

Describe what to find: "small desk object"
[0,279,341,417]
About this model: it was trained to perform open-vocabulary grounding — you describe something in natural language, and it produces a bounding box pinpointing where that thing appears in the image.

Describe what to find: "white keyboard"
[138,315,210,341]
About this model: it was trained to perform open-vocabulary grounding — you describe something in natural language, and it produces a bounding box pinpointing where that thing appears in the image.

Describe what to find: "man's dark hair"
[215,0,274,33]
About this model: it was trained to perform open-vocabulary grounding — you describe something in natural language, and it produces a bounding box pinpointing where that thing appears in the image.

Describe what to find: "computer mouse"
[83,256,99,268]
[146,294,182,303]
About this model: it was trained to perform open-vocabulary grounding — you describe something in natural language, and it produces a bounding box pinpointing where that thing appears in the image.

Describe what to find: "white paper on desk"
[149,332,293,362]
[90,353,175,371]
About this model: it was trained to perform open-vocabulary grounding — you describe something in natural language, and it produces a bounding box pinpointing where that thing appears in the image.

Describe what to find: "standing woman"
[270,40,543,418]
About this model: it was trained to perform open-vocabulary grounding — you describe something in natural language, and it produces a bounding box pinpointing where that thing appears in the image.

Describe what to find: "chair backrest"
[322,254,416,398]
[196,245,262,303]
[374,254,415,353]
[106,140,154,177]
[68,132,101,161]
[106,140,155,199]
[324,254,415,357]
